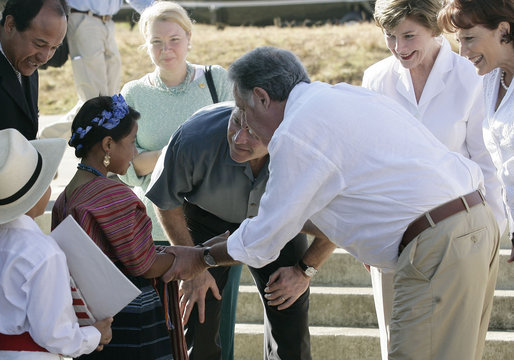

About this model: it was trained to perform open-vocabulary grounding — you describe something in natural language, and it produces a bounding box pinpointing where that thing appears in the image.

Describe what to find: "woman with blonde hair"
[362,0,507,358]
[120,2,233,244]
[119,2,238,359]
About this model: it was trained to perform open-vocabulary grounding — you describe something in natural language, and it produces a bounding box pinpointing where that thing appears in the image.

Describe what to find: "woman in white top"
[362,0,508,358]
[438,0,514,254]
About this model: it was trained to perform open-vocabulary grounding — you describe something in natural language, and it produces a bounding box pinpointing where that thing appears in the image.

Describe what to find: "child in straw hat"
[0,128,112,359]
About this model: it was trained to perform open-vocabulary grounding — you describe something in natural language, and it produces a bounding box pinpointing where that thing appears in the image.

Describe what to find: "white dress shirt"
[362,37,507,233]
[483,68,514,229]
[66,0,153,15]
[0,216,100,357]
[227,81,484,271]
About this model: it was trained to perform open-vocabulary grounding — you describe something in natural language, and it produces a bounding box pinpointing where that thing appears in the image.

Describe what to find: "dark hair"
[228,46,310,105]
[70,96,140,158]
[438,0,514,45]
[0,0,68,31]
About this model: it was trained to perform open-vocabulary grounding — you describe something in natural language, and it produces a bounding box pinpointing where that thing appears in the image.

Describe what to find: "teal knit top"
[119,63,234,241]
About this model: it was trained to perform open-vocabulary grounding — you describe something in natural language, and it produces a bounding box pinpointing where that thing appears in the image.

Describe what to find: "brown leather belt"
[399,190,485,254]
[70,8,112,23]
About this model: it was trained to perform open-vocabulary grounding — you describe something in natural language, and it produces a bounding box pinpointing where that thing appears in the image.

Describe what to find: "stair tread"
[238,284,514,297]
[235,323,514,340]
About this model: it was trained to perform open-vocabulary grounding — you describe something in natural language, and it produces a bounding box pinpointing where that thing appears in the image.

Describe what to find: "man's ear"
[3,15,16,35]
[253,87,271,109]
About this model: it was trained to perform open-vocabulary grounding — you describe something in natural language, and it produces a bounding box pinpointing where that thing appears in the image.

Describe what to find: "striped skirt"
[77,276,173,360]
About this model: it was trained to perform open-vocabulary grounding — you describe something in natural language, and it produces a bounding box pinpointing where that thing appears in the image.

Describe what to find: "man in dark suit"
[0,0,67,139]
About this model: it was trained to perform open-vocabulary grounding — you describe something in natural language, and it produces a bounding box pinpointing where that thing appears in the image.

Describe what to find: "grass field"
[38,21,393,115]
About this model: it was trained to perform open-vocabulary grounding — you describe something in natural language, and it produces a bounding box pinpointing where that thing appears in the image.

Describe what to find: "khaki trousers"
[372,222,508,359]
[40,13,122,140]
[389,202,499,360]
[67,13,121,102]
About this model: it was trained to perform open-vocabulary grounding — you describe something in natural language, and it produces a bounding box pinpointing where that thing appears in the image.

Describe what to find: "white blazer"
[363,37,507,232]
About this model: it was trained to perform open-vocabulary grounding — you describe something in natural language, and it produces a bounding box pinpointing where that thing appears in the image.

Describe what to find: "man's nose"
[234,128,249,144]
[37,48,53,64]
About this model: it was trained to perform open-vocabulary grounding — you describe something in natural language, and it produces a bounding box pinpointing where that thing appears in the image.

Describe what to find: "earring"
[103,153,111,167]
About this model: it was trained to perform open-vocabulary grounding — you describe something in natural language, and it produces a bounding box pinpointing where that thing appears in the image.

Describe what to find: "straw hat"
[0,129,66,224]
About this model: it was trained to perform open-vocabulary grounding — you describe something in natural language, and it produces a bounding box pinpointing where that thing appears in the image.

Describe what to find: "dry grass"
[38,21,390,115]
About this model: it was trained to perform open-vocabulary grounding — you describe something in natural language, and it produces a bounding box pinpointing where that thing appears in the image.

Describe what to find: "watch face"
[299,259,317,277]
[203,248,217,267]
[305,267,318,277]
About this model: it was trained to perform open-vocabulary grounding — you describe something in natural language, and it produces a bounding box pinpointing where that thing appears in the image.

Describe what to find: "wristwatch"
[298,259,318,277]
[203,247,218,267]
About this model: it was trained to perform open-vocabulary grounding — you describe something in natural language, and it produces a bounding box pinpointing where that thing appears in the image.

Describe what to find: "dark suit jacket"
[0,52,39,139]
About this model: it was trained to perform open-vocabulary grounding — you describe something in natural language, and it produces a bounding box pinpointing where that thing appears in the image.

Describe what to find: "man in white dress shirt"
[162,46,500,360]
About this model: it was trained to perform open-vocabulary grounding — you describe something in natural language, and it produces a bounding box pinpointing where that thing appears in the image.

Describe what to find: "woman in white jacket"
[438,0,514,251]
[362,0,508,358]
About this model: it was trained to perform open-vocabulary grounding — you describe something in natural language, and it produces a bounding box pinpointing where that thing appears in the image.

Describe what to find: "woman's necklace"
[156,63,194,94]
[500,70,510,91]
[77,163,105,177]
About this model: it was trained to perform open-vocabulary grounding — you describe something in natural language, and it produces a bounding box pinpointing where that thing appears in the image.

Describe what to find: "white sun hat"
[0,128,66,224]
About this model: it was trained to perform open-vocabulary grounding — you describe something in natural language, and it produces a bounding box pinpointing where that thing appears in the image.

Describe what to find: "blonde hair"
[139,1,193,42]
[374,0,443,36]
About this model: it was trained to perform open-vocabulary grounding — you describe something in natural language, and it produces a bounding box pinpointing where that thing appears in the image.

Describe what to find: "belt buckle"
[101,15,109,23]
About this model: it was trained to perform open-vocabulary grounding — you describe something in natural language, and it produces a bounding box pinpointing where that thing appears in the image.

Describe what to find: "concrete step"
[497,249,514,290]
[236,285,514,331]
[234,324,514,360]
[240,248,514,289]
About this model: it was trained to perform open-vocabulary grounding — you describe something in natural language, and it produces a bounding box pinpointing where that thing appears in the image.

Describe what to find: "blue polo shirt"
[146,102,269,224]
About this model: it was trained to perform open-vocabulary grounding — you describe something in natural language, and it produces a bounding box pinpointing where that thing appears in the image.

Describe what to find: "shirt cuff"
[69,325,101,357]
[227,223,274,269]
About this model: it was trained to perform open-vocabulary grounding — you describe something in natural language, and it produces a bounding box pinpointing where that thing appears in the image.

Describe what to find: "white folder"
[51,215,142,322]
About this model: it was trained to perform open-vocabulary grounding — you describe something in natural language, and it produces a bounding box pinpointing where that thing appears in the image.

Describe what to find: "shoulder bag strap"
[204,65,219,104]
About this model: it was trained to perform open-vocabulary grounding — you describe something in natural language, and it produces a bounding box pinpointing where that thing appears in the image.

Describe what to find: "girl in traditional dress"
[52,95,182,360]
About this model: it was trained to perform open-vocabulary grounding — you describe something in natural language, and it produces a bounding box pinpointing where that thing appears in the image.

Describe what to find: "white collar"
[0,40,22,84]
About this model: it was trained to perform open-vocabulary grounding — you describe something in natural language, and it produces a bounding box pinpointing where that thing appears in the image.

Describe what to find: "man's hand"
[161,246,207,282]
[179,272,221,325]
[264,265,309,310]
